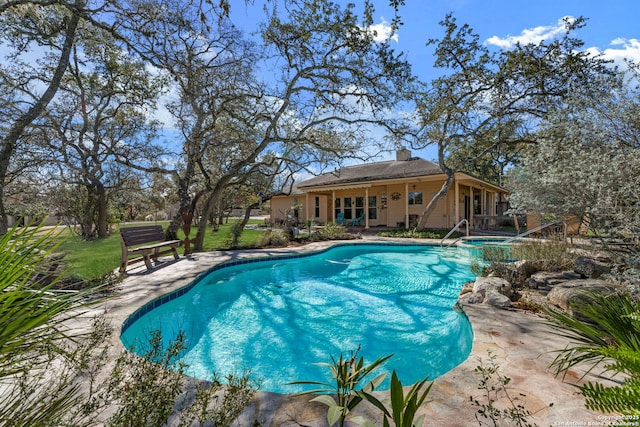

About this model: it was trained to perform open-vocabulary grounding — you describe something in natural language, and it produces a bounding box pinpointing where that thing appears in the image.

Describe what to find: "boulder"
[508,259,541,280]
[547,279,619,317]
[484,290,512,308]
[562,271,583,280]
[459,282,474,296]
[573,256,612,279]
[528,271,567,289]
[458,292,485,305]
[473,276,512,297]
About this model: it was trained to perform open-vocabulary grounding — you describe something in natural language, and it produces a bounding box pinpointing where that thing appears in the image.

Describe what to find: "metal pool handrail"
[440,218,470,247]
[502,221,563,244]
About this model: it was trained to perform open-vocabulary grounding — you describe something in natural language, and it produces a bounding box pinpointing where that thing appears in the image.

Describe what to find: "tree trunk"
[96,183,108,238]
[415,170,455,230]
[238,202,259,231]
[0,8,81,233]
[194,192,216,252]
[166,177,193,240]
[415,141,456,231]
[81,186,97,240]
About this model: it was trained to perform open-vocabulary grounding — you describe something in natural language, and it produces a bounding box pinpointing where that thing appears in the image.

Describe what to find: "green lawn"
[57,220,266,281]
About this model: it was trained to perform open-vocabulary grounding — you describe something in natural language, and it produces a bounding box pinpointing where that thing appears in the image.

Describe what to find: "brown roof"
[298,157,443,188]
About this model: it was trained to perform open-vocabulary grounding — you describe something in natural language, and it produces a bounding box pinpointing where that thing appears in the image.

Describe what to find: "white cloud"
[485,16,577,49]
[588,38,640,69]
[366,17,399,43]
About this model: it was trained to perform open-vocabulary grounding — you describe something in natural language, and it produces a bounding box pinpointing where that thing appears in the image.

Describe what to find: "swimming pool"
[120,244,476,394]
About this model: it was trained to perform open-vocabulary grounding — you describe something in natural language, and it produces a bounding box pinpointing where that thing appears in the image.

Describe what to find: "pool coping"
[87,236,617,426]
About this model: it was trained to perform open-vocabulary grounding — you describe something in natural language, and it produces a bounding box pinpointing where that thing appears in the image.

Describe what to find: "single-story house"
[270,149,509,230]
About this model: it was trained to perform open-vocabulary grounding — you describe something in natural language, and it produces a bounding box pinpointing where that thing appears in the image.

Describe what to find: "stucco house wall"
[270,150,508,230]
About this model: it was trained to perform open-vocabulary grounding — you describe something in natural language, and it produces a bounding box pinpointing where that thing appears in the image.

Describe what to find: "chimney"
[396,147,411,161]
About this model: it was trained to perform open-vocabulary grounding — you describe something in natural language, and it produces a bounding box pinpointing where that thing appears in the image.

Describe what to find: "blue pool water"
[120,244,476,394]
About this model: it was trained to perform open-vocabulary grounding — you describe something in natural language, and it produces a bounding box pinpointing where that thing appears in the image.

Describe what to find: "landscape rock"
[459,282,474,296]
[458,291,485,305]
[546,279,619,317]
[562,271,583,280]
[473,276,512,297]
[484,290,512,308]
[573,256,612,279]
[528,271,567,289]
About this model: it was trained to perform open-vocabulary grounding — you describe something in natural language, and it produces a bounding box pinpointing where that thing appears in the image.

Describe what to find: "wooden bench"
[119,225,181,273]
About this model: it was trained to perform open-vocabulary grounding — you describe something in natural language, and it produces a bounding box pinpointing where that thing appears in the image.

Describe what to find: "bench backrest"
[120,225,167,246]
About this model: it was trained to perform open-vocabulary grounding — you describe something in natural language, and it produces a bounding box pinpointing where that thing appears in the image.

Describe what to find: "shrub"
[97,330,257,426]
[510,240,577,272]
[478,240,578,286]
[471,351,550,426]
[377,228,462,239]
[318,223,349,240]
[260,229,290,247]
[105,331,188,426]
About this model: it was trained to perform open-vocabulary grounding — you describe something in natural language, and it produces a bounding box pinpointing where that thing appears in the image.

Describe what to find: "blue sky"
[231,0,640,82]
[366,0,640,81]
[229,1,640,163]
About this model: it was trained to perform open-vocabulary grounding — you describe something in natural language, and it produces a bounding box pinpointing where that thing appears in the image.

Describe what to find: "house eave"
[298,173,447,193]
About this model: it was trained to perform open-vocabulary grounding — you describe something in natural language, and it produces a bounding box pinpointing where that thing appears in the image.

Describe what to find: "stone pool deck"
[92,238,618,426]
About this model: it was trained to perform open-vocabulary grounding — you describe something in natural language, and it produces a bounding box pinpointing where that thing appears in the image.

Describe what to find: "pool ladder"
[440,219,470,248]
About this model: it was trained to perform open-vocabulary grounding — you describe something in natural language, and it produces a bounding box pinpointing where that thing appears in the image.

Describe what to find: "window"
[408,191,423,205]
[314,196,320,218]
[368,196,377,220]
[334,198,341,218]
[343,197,353,220]
[355,196,364,220]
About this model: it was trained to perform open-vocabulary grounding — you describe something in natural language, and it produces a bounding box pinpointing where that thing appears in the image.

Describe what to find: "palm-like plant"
[357,370,432,427]
[544,291,640,414]
[290,347,392,427]
[0,223,105,425]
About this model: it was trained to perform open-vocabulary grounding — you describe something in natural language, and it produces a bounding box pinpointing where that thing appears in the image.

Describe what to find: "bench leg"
[120,252,128,273]
[171,246,179,260]
[143,255,153,270]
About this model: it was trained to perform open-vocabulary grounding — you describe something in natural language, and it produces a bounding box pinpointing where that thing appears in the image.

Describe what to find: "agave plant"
[544,291,640,415]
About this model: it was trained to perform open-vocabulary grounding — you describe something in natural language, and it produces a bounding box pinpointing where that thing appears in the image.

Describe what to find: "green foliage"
[0,224,108,425]
[506,73,640,243]
[478,240,578,284]
[259,229,290,247]
[290,347,392,427]
[377,229,462,239]
[106,330,188,426]
[225,219,245,248]
[470,351,548,426]
[318,223,349,240]
[178,374,257,427]
[356,370,432,427]
[545,292,640,415]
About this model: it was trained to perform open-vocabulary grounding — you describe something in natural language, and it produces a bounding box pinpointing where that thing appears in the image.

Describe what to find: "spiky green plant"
[356,370,432,427]
[290,347,392,427]
[545,291,640,414]
[0,223,106,425]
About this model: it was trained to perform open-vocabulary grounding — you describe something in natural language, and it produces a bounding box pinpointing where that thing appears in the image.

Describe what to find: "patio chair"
[351,213,365,226]
[336,212,346,225]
